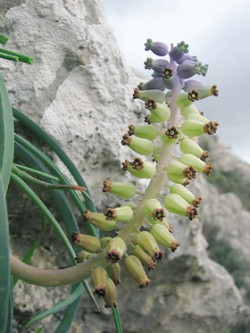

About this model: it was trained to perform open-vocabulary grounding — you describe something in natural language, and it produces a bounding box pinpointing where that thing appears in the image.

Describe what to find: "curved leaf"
[0,173,11,332]
[0,74,14,193]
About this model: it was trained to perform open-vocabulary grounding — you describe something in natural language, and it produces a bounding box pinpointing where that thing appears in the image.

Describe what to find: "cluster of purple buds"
[73,39,219,309]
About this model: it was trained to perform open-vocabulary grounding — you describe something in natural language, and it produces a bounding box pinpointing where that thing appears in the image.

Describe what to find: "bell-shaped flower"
[170,184,202,207]
[179,137,209,160]
[105,205,134,222]
[133,87,165,103]
[150,224,180,252]
[83,210,117,231]
[144,198,165,221]
[71,232,101,253]
[182,119,219,136]
[161,126,179,145]
[102,180,137,199]
[144,99,171,123]
[122,157,156,179]
[128,124,158,140]
[132,245,157,271]
[164,193,198,220]
[121,133,154,156]
[167,160,196,180]
[107,237,127,262]
[134,231,163,260]
[179,154,213,176]
[91,266,108,296]
[107,263,121,286]
[104,278,117,308]
[124,255,151,288]
[183,80,218,99]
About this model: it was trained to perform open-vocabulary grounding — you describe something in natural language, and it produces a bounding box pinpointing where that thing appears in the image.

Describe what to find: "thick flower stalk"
[11,39,219,315]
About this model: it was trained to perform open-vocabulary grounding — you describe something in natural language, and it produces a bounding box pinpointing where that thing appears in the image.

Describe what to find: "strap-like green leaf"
[0,74,14,193]
[0,173,11,332]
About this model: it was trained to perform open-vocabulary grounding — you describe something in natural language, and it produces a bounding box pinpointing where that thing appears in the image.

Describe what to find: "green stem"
[10,253,107,286]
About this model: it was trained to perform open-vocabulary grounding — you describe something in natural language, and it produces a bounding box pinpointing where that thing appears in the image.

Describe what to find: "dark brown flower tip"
[162,67,173,79]
[145,98,156,110]
[121,133,131,146]
[192,196,202,207]
[122,160,129,171]
[107,250,122,263]
[152,208,165,221]
[128,125,135,136]
[170,241,180,252]
[211,85,219,96]
[71,232,80,244]
[94,285,107,297]
[183,166,196,180]
[204,163,213,176]
[131,157,144,170]
[105,208,116,220]
[165,126,179,139]
[203,121,219,135]
[133,87,141,99]
[83,209,91,221]
[201,150,209,161]
[186,205,198,220]
[102,180,112,193]
[139,278,151,288]
[147,260,157,271]
[188,90,199,101]
[153,250,164,261]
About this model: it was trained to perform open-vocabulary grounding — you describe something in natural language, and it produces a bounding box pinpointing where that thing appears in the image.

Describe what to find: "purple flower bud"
[138,78,166,91]
[144,38,168,56]
[177,61,209,79]
[183,79,204,92]
[144,58,170,73]
[169,41,189,61]
[183,81,219,99]
[176,54,197,65]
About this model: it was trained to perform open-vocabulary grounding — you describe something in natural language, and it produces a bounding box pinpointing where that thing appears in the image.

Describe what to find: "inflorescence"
[72,39,219,309]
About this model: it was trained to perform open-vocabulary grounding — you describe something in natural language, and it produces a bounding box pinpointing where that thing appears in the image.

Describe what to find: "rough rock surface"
[1,1,249,332]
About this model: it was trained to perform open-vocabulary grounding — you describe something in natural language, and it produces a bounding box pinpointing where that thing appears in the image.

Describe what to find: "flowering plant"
[0,34,218,332]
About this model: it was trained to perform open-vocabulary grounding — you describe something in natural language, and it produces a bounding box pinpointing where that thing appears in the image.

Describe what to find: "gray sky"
[102,0,250,163]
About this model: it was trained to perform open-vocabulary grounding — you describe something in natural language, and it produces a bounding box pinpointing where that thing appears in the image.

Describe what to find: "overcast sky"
[102,0,250,163]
